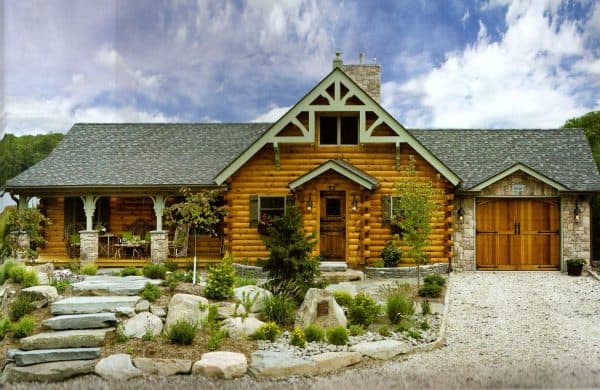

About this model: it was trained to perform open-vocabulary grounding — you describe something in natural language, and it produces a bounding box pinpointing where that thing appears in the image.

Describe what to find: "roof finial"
[332,51,343,69]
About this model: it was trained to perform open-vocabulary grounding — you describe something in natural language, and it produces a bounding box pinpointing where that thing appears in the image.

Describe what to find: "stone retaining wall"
[232,263,268,278]
[365,262,449,279]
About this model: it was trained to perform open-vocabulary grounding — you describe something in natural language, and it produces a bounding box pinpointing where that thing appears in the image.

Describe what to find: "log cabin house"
[4,54,600,271]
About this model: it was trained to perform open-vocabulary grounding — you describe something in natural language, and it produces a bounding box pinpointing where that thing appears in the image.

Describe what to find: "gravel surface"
[8,272,600,389]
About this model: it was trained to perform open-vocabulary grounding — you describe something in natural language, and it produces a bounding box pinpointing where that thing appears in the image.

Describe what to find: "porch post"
[80,195,99,231]
[150,196,168,263]
[79,195,99,264]
[17,196,29,211]
[151,196,166,232]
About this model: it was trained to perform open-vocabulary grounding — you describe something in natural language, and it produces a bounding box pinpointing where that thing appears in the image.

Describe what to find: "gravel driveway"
[9,272,600,389]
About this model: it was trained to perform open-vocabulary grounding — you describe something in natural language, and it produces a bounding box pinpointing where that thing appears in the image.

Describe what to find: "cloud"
[251,106,290,123]
[384,0,597,128]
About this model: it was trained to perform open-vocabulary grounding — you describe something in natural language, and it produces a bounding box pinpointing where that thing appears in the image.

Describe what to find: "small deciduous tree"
[2,206,51,259]
[392,156,443,285]
[165,188,227,236]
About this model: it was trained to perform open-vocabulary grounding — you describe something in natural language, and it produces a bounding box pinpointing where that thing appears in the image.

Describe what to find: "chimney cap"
[332,52,343,69]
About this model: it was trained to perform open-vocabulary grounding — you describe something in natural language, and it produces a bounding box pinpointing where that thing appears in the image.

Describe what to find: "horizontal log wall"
[39,197,67,257]
[226,143,453,265]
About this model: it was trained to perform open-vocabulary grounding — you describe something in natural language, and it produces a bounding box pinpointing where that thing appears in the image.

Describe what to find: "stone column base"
[79,230,99,265]
[151,231,168,264]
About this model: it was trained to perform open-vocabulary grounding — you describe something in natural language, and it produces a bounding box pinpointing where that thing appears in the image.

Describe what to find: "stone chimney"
[332,52,381,102]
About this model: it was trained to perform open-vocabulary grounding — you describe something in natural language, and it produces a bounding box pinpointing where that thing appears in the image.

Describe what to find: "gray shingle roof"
[5,123,270,188]
[331,159,379,189]
[409,128,600,191]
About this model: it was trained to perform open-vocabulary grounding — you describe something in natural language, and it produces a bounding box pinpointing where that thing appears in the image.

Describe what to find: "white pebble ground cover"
[9,272,600,389]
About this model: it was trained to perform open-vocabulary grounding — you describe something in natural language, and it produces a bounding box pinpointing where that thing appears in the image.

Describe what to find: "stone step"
[51,296,140,315]
[318,261,348,272]
[3,360,97,383]
[72,275,161,295]
[42,313,117,330]
[20,329,113,351]
[8,347,101,366]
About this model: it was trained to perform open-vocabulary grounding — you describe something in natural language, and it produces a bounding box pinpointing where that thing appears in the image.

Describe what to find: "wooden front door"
[476,198,560,270]
[320,191,346,260]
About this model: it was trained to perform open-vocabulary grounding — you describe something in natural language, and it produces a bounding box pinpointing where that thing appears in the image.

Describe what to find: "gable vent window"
[319,116,359,145]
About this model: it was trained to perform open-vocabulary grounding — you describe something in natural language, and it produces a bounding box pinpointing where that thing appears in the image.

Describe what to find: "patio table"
[98,233,116,257]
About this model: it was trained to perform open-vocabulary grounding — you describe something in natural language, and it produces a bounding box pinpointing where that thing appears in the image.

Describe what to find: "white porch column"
[151,195,166,232]
[80,195,100,231]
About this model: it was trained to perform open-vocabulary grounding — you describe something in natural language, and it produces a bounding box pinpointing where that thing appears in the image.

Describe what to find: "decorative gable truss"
[215,68,461,186]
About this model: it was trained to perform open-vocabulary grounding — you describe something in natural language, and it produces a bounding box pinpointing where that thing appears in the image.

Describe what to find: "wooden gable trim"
[469,163,569,191]
[289,160,379,190]
[214,68,461,186]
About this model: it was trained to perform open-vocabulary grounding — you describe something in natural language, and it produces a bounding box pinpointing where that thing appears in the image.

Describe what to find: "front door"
[320,191,346,260]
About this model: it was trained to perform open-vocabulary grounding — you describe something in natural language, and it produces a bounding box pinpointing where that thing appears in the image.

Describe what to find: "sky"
[1,0,600,137]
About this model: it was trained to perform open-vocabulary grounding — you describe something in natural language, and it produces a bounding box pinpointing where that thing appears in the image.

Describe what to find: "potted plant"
[258,213,271,236]
[566,258,586,276]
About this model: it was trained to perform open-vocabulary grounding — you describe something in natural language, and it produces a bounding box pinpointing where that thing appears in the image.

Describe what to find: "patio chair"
[66,234,80,259]
[168,224,190,257]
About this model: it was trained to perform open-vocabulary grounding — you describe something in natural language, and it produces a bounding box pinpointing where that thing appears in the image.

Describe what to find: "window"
[325,198,341,216]
[319,115,359,145]
[391,196,401,219]
[259,196,286,220]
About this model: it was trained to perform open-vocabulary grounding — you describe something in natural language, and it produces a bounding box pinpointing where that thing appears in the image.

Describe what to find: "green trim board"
[214,67,461,186]
[469,163,569,191]
[289,159,379,190]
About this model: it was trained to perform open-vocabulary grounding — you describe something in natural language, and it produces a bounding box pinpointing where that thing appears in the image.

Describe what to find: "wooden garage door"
[476,198,560,270]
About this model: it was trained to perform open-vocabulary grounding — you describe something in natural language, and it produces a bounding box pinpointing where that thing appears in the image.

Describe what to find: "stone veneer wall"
[561,196,591,265]
[452,197,476,271]
[150,231,168,264]
[79,230,98,265]
[364,262,449,279]
[341,64,381,102]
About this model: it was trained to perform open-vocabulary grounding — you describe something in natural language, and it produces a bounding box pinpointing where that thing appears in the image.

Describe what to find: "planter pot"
[567,263,584,276]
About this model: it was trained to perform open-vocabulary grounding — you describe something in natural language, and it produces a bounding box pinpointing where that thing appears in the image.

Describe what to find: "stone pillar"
[79,230,99,265]
[561,196,591,269]
[151,231,168,264]
[452,197,476,271]
[14,231,30,262]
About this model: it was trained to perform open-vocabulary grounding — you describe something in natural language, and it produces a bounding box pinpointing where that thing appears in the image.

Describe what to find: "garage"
[475,198,560,270]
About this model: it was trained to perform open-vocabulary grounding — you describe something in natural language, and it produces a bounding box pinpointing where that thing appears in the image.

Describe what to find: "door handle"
[517,222,521,235]
[514,222,517,235]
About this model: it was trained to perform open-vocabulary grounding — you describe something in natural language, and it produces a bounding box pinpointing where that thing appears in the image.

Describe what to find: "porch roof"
[289,159,379,190]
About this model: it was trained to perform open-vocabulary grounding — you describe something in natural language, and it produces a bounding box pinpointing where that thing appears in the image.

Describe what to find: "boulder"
[20,329,112,350]
[220,317,265,339]
[216,301,246,319]
[135,299,150,312]
[150,305,166,317]
[133,357,192,376]
[95,354,143,381]
[72,275,162,295]
[295,288,346,329]
[22,286,59,303]
[42,313,117,330]
[311,351,362,374]
[350,340,409,360]
[192,351,247,379]
[164,294,208,331]
[320,269,364,283]
[12,347,101,366]
[123,312,163,339]
[248,351,317,377]
[233,286,272,312]
[32,263,54,274]
[51,296,140,315]
[116,306,136,317]
[2,360,96,382]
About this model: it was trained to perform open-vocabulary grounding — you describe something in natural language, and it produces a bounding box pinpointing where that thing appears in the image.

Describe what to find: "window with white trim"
[259,196,286,221]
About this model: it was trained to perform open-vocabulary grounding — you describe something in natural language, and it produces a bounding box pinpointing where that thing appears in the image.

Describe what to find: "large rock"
[133,357,192,376]
[150,305,166,317]
[311,351,362,374]
[320,269,364,283]
[248,351,317,377]
[42,313,117,330]
[20,329,112,350]
[350,340,409,360]
[318,261,347,272]
[72,275,162,295]
[123,312,163,339]
[295,288,346,329]
[135,299,150,312]
[164,294,208,331]
[51,296,140,315]
[216,301,246,319]
[3,360,96,382]
[95,354,143,381]
[233,285,272,313]
[11,348,101,366]
[22,286,59,303]
[220,317,265,339]
[192,351,247,379]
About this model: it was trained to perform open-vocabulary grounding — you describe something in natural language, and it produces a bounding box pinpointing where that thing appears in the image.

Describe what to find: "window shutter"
[285,195,295,213]
[381,195,391,225]
[249,195,259,227]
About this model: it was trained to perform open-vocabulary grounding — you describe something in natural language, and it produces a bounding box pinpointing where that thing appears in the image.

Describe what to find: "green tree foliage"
[165,188,227,236]
[0,133,63,187]
[393,156,443,285]
[1,207,51,258]
[563,110,600,169]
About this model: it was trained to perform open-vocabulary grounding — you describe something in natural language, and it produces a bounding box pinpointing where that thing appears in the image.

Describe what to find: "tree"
[164,188,227,237]
[393,156,443,285]
[1,206,51,259]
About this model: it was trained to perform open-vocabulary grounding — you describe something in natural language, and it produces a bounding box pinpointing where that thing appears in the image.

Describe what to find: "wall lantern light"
[457,202,465,222]
[306,193,313,212]
[573,199,581,224]
[351,195,358,211]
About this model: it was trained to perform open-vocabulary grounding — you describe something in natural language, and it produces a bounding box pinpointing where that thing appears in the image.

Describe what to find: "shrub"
[80,264,97,276]
[0,260,17,284]
[207,329,227,351]
[395,318,414,333]
[166,319,198,345]
[377,281,413,299]
[333,291,353,307]
[164,259,178,272]
[419,320,430,330]
[22,270,39,287]
[11,315,35,338]
[348,294,381,327]
[348,324,365,336]
[421,300,432,315]
[9,293,34,321]
[114,328,129,343]
[386,293,414,324]
[234,276,257,288]
[51,279,71,294]
[141,330,156,341]
[378,325,391,337]
[423,274,446,287]
[253,322,280,342]
[201,304,220,332]
[326,326,349,346]
[372,259,384,268]
[8,265,27,284]
[120,266,140,276]
[304,324,325,343]
[261,295,296,326]
[0,317,11,340]
[140,282,162,302]
[143,263,167,280]
[289,327,306,348]
[407,329,422,339]
[418,283,442,298]
[204,260,235,300]
[381,241,401,267]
